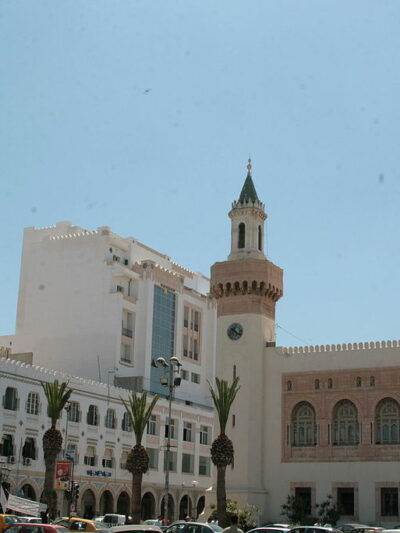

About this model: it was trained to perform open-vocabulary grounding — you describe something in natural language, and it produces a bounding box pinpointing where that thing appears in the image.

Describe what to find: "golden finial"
[247,156,252,173]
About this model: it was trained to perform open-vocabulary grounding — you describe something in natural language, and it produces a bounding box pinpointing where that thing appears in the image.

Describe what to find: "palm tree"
[121,391,160,524]
[41,379,73,520]
[208,376,240,528]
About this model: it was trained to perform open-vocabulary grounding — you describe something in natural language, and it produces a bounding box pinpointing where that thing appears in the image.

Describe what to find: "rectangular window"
[200,426,210,445]
[120,343,132,363]
[295,487,312,515]
[182,453,194,474]
[147,415,157,436]
[337,488,354,516]
[26,392,39,415]
[163,451,177,472]
[165,418,176,439]
[4,387,18,410]
[381,488,398,516]
[184,306,189,328]
[68,402,80,423]
[199,456,210,476]
[151,286,176,395]
[147,448,159,470]
[183,422,193,442]
[191,372,200,384]
[181,369,189,381]
[122,310,134,338]
[182,305,201,361]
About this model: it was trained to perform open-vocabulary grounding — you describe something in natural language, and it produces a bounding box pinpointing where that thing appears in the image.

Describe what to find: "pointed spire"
[238,157,259,204]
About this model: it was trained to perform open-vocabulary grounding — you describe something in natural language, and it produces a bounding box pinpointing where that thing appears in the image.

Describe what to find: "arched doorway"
[21,484,36,501]
[117,491,130,516]
[196,496,205,520]
[100,490,114,514]
[141,492,156,520]
[179,495,192,519]
[160,493,174,522]
[81,489,96,519]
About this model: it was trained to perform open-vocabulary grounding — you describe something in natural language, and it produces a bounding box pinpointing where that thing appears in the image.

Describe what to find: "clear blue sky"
[1,1,399,347]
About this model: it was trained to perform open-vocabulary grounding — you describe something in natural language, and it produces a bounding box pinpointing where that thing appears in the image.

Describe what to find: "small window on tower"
[238,223,245,249]
[258,225,262,251]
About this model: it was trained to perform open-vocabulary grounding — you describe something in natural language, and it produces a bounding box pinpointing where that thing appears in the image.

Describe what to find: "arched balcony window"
[291,402,317,446]
[375,398,400,444]
[238,223,245,249]
[333,400,359,446]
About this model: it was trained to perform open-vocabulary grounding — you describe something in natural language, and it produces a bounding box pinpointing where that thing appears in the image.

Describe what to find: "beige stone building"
[210,160,400,526]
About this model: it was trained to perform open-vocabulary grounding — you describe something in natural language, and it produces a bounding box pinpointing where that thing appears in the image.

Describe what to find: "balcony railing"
[122,328,133,338]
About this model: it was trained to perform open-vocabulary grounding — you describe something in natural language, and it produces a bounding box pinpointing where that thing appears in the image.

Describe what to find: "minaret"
[228,158,267,261]
[210,160,283,510]
[211,159,283,345]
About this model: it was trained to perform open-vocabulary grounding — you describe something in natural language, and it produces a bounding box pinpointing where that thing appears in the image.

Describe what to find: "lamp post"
[153,356,182,523]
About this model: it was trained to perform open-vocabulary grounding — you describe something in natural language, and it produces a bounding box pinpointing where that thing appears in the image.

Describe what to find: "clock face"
[227,322,243,340]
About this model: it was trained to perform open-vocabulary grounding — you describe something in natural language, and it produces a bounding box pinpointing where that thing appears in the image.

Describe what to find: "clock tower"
[210,159,283,509]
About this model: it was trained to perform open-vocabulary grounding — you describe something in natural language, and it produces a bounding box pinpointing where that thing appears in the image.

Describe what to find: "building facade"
[210,161,400,525]
[2,221,216,407]
[2,161,400,525]
[0,357,213,519]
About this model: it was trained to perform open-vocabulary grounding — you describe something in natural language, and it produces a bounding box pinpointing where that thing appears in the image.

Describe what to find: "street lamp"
[153,356,183,523]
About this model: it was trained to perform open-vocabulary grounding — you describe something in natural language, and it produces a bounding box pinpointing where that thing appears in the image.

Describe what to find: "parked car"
[164,522,223,533]
[51,519,106,532]
[337,526,383,533]
[289,527,342,533]
[248,527,290,533]
[13,520,42,525]
[103,517,126,528]
[109,526,163,533]
[0,515,22,533]
[6,524,68,533]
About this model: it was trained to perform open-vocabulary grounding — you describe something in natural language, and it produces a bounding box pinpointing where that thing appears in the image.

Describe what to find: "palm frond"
[121,391,160,446]
[208,376,240,434]
[41,380,73,427]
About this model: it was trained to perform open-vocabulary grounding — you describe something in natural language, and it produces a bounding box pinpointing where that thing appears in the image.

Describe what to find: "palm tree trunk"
[131,472,143,524]
[43,451,58,520]
[216,464,228,527]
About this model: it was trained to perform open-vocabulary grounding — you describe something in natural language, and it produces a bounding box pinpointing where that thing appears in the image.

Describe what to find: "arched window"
[375,398,400,444]
[328,378,333,389]
[87,405,99,426]
[356,377,362,387]
[258,225,262,251]
[22,437,36,460]
[314,379,320,390]
[333,400,359,446]
[26,392,39,415]
[105,408,116,429]
[370,376,376,387]
[4,387,18,410]
[291,402,316,446]
[122,412,132,432]
[238,223,245,249]
[287,381,292,391]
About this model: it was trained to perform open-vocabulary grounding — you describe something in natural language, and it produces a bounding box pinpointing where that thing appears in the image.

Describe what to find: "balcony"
[122,328,133,338]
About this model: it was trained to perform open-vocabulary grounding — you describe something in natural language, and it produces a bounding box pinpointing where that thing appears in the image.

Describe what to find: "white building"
[0,356,213,519]
[0,222,217,519]
[211,161,400,526]
[2,221,216,407]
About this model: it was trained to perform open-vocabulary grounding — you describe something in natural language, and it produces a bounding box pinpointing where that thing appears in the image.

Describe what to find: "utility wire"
[277,323,312,346]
